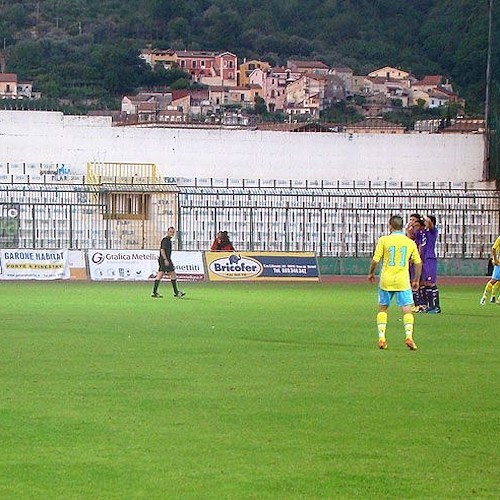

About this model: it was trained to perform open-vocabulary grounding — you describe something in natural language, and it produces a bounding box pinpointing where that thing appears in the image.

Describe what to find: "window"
[103,193,150,220]
[192,60,196,68]
[201,60,205,67]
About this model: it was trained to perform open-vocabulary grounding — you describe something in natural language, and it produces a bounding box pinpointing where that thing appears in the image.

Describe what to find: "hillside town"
[118,47,467,128]
[0,47,479,132]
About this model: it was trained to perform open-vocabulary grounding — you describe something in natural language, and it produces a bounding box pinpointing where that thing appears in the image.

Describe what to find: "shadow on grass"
[239,336,363,349]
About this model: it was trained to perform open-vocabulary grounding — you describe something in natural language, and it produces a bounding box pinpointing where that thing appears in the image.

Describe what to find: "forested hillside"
[0,0,496,113]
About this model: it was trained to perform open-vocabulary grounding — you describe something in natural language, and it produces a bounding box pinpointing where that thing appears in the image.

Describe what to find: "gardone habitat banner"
[88,249,205,281]
[205,251,319,281]
[0,249,70,280]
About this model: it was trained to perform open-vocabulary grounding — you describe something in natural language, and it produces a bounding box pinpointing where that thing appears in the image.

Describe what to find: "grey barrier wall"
[0,175,499,259]
[317,257,488,277]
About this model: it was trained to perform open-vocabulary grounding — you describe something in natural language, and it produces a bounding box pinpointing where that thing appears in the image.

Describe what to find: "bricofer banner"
[205,252,319,281]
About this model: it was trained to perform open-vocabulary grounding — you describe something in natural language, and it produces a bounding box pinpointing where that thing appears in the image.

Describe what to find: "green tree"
[170,78,190,90]
[7,40,44,78]
[0,0,491,113]
[321,101,363,123]
[254,95,268,115]
[90,43,145,95]
[3,3,31,29]
[168,17,191,46]
[204,6,243,49]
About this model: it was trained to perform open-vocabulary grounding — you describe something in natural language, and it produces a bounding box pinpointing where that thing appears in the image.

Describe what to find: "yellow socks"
[403,313,414,338]
[377,311,388,339]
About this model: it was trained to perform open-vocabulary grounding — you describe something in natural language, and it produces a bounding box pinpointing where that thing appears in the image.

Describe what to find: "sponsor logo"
[209,254,263,280]
[1,204,19,218]
[3,251,64,260]
[91,252,157,265]
[92,252,104,264]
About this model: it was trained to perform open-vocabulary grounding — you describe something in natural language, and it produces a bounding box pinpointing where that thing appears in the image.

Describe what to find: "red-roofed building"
[160,89,210,120]
[175,50,217,81]
[248,66,300,113]
[410,75,463,108]
[140,48,178,69]
[287,60,330,75]
[328,67,354,96]
[436,86,465,106]
[441,118,485,133]
[345,117,406,134]
[175,50,237,87]
[412,75,454,94]
[227,85,262,108]
[368,66,411,81]
[0,73,17,98]
[140,48,238,87]
[285,74,327,118]
[419,75,443,86]
[122,93,172,116]
[239,59,271,86]
[411,75,453,93]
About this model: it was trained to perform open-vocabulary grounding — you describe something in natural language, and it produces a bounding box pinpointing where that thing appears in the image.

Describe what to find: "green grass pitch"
[0,280,498,498]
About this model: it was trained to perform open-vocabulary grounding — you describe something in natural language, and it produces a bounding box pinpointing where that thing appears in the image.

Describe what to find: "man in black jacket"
[151,227,185,298]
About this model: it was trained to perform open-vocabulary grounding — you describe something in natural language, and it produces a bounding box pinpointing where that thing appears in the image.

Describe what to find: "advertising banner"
[88,249,205,281]
[0,249,70,280]
[205,252,319,281]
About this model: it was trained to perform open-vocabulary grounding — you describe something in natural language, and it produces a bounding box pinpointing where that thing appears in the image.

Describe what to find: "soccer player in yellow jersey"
[480,235,500,305]
[368,215,422,350]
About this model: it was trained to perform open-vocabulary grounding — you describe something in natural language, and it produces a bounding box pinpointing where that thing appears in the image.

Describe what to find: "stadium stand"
[0,163,498,256]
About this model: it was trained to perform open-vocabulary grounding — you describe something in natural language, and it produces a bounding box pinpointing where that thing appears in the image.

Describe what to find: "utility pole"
[483,0,493,180]
[0,38,6,73]
[35,2,41,25]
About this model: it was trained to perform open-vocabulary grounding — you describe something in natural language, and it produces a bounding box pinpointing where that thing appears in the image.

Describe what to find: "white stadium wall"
[0,110,485,182]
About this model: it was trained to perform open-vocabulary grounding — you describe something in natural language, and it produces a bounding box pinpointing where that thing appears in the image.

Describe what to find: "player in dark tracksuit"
[151,226,185,298]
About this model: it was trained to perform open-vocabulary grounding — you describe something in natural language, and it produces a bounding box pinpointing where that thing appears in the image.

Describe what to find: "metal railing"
[1,177,499,258]
[177,184,500,258]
